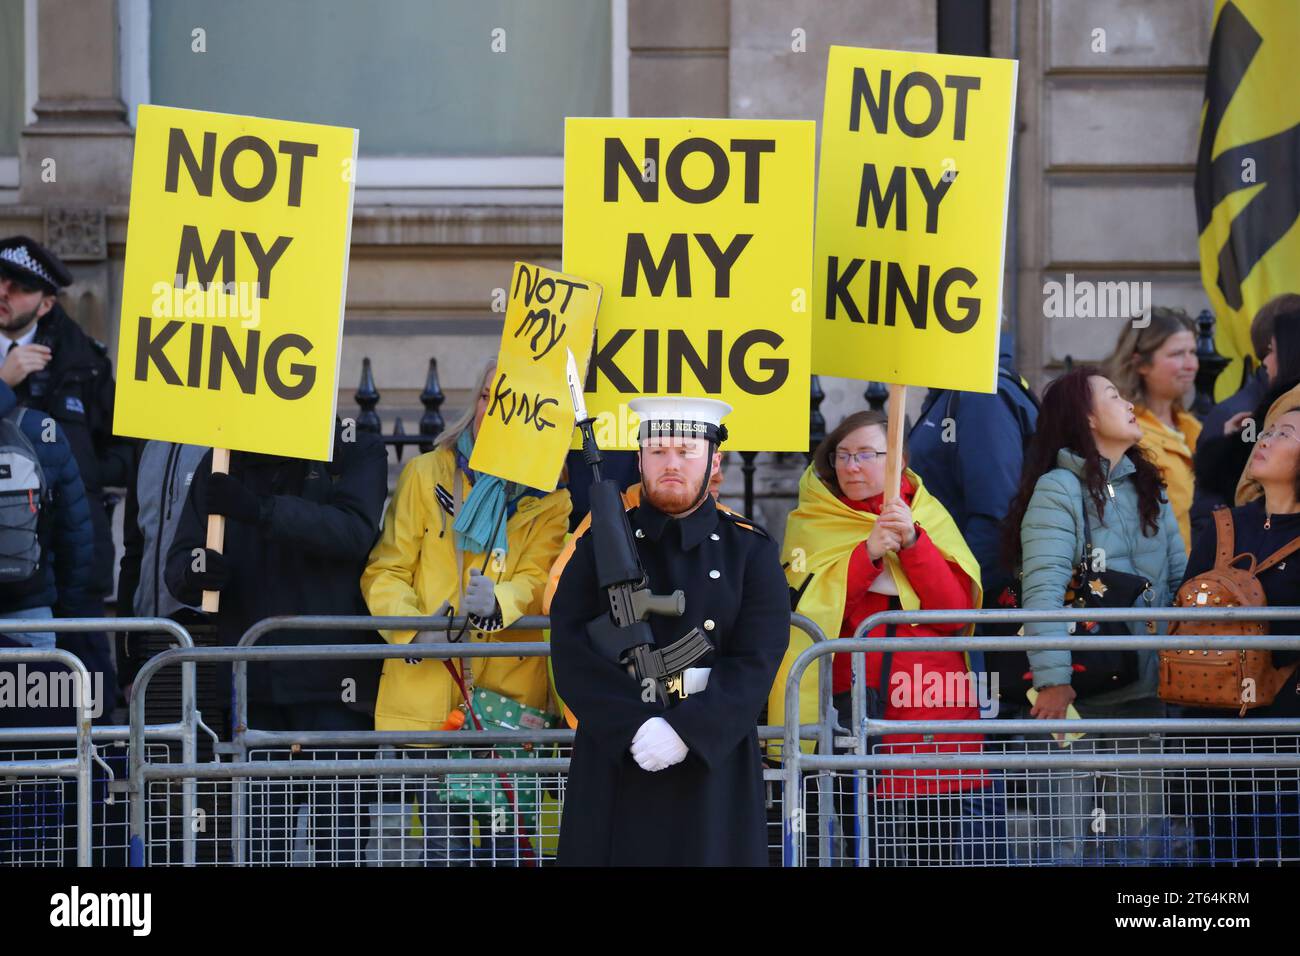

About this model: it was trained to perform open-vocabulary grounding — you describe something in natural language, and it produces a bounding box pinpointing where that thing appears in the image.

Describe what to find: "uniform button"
[710,533,720,541]
[704,619,715,631]
[709,570,720,579]
[634,528,644,538]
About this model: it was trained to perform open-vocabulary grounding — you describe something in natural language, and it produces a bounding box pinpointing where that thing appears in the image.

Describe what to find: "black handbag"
[1000,481,1151,700]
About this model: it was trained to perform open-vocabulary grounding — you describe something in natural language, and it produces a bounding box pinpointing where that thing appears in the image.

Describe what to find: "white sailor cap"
[629,396,732,445]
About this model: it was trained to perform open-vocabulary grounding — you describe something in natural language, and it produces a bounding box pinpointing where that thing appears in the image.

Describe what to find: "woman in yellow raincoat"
[361,361,571,862]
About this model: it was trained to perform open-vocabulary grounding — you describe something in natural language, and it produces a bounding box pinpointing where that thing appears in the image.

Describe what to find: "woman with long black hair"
[1004,366,1186,862]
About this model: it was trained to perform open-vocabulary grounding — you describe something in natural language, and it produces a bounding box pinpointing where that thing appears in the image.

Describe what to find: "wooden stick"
[884,383,908,501]
[201,447,230,613]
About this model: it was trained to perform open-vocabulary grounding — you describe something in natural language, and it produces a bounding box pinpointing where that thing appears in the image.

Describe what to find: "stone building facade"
[0,0,1213,547]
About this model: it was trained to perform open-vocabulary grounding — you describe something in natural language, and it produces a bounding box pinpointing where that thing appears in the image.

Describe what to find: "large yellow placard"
[469,262,601,491]
[114,105,358,460]
[813,46,1017,393]
[563,117,815,450]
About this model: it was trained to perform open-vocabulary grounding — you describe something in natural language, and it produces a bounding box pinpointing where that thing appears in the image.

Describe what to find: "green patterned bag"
[439,687,560,833]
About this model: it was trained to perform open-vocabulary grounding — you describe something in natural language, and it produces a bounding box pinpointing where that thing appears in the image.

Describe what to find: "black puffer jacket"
[165,420,388,707]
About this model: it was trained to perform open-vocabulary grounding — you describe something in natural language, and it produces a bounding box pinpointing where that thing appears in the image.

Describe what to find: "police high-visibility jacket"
[361,446,571,732]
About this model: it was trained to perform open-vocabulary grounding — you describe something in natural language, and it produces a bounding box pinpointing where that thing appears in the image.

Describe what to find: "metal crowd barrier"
[781,606,1300,867]
[125,613,831,866]
[0,618,197,867]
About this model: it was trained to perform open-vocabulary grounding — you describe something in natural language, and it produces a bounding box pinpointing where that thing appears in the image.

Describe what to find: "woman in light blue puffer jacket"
[1004,366,1187,863]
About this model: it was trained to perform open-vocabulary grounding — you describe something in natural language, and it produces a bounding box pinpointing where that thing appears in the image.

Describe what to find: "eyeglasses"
[834,450,887,466]
[1258,428,1300,445]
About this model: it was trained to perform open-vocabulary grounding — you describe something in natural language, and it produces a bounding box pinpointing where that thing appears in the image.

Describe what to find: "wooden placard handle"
[201,447,230,613]
[884,383,908,502]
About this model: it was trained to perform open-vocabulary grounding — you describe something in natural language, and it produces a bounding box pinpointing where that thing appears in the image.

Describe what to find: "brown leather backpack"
[1159,508,1300,714]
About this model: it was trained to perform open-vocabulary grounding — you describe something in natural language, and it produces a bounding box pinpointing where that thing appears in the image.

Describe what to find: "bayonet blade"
[565,347,590,422]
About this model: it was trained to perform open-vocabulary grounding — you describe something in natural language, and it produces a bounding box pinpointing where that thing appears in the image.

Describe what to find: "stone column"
[18,0,132,345]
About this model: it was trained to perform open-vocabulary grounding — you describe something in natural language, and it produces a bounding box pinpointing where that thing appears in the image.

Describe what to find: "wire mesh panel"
[799,733,1300,866]
[197,744,575,867]
[1,740,156,866]
[143,772,234,866]
[141,743,793,866]
[1163,733,1300,866]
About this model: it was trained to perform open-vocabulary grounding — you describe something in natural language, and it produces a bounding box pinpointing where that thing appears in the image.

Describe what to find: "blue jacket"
[909,355,1039,605]
[0,381,95,614]
[1019,449,1186,704]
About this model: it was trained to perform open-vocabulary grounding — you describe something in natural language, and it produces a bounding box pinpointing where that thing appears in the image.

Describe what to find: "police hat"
[0,236,73,295]
[629,396,732,445]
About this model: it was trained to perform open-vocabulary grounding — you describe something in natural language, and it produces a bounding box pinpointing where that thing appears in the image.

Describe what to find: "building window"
[0,0,25,181]
[125,0,625,199]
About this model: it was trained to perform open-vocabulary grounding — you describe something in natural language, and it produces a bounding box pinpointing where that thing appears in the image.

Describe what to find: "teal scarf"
[453,430,510,557]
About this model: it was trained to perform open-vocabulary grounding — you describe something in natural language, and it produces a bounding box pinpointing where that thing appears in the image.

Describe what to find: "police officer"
[0,236,131,693]
[549,396,789,866]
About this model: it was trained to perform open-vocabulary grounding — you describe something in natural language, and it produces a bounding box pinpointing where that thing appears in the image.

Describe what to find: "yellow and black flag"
[1196,0,1300,400]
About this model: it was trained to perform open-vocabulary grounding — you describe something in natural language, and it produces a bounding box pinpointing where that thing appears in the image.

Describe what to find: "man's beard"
[0,303,41,335]
[645,475,703,515]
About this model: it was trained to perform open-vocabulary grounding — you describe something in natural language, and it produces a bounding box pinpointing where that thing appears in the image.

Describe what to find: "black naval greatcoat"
[550,495,790,866]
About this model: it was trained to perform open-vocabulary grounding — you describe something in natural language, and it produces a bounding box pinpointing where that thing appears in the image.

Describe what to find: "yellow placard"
[114,104,358,460]
[469,262,601,491]
[563,117,815,451]
[812,46,1017,393]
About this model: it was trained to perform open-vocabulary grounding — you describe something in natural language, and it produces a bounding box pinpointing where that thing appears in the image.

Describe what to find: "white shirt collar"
[3,326,38,351]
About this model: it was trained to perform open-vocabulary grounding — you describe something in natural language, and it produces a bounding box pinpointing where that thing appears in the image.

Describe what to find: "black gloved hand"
[182,547,231,593]
[207,472,263,524]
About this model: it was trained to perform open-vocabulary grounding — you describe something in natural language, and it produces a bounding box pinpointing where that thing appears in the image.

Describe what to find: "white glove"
[461,568,498,618]
[630,717,688,772]
[683,667,711,695]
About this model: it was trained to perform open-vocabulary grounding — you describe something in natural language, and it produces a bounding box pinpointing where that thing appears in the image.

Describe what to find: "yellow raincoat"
[770,465,981,754]
[1136,405,1201,554]
[361,446,571,732]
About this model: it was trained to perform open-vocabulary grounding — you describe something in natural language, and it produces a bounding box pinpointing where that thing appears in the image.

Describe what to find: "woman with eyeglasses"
[1174,407,1300,864]
[777,410,1000,864]
[1193,305,1300,534]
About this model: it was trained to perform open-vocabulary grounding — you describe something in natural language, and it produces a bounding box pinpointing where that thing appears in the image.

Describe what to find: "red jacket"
[834,479,986,796]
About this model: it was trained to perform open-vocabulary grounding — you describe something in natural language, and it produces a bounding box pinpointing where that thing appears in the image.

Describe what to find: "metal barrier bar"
[781,605,1300,867]
[232,613,834,867]
[229,615,550,867]
[0,723,189,743]
[240,725,811,749]
[3,618,196,867]
[860,717,1300,736]
[140,757,571,780]
[801,752,1300,770]
[125,612,833,867]
[0,644,94,866]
